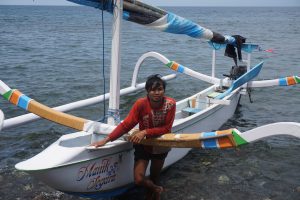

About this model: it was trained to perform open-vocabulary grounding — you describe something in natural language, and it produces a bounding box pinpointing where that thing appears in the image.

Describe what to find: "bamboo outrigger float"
[0,0,299,198]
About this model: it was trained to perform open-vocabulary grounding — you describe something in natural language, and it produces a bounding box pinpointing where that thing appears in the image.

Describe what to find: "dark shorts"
[134,144,168,161]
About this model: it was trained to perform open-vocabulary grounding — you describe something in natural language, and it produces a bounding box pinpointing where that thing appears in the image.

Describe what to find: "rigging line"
[99,0,121,123]
[101,5,106,122]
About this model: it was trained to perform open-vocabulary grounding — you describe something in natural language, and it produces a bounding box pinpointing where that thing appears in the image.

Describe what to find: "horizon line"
[0,4,299,7]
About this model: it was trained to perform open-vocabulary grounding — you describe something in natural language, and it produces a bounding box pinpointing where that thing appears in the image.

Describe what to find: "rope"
[100,6,106,122]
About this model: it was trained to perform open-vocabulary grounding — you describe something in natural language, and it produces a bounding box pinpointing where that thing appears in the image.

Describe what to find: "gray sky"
[0,0,299,7]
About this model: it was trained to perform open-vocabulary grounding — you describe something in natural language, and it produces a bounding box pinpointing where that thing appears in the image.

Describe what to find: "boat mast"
[108,0,123,125]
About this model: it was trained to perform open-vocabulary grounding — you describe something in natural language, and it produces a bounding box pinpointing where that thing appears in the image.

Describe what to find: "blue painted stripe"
[203,139,218,149]
[17,95,32,110]
[202,132,218,149]
[279,78,287,86]
[177,65,184,73]
[203,131,217,137]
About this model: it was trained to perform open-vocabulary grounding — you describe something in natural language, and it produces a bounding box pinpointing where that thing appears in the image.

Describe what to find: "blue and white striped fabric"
[67,0,236,44]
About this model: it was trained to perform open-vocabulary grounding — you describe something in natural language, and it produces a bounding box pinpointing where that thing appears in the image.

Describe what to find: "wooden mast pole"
[108,0,123,125]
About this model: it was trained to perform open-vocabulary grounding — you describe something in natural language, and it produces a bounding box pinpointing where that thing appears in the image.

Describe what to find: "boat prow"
[15,131,130,172]
[15,131,136,195]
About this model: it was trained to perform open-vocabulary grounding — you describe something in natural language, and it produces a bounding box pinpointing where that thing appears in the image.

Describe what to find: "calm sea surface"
[0,5,299,200]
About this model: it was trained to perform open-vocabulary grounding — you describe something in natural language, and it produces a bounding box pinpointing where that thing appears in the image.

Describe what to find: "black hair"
[145,74,166,92]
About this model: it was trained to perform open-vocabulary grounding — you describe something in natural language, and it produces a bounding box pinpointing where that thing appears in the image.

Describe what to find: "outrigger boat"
[0,0,299,199]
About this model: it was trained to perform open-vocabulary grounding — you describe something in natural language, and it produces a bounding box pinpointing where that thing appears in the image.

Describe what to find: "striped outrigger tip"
[166,61,185,73]
[3,89,32,110]
[200,129,236,149]
[279,76,300,86]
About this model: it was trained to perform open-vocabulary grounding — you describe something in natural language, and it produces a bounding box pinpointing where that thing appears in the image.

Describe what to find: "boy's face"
[147,83,165,103]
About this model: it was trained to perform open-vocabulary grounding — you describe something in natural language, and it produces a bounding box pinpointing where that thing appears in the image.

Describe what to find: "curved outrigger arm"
[133,52,299,92]
[165,59,299,89]
[131,51,221,87]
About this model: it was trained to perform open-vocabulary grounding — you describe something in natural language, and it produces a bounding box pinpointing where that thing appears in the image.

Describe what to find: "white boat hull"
[15,86,241,197]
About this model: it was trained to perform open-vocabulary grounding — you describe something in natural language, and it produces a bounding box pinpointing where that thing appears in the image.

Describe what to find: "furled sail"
[67,0,235,44]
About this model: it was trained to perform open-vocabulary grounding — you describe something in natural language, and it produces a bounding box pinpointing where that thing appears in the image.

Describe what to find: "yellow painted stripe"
[140,133,203,148]
[28,100,87,131]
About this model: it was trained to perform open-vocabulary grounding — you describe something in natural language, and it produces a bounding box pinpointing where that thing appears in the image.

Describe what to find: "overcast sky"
[0,0,299,7]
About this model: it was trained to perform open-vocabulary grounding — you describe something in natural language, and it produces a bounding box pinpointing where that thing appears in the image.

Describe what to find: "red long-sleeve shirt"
[108,96,176,141]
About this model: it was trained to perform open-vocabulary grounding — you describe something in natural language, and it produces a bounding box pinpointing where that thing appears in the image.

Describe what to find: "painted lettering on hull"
[76,157,119,191]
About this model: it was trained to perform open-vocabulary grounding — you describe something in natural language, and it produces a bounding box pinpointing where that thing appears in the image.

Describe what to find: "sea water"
[0,6,299,200]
